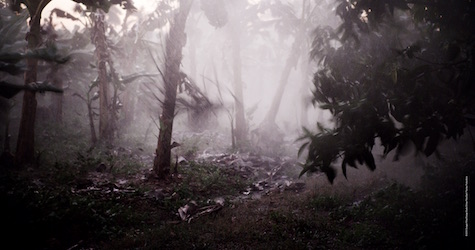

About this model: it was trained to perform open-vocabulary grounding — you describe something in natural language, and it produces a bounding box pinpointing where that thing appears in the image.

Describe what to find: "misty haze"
[0,0,473,249]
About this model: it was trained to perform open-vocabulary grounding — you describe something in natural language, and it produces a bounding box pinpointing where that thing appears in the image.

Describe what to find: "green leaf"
[363,150,376,171]
[119,73,157,85]
[323,165,336,184]
[342,159,348,179]
[299,164,311,178]
[297,142,309,158]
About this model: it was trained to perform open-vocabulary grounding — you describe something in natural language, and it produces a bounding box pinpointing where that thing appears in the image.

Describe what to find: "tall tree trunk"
[153,0,192,179]
[92,10,113,143]
[263,0,310,126]
[299,50,310,128]
[120,44,137,130]
[229,8,247,148]
[188,18,198,81]
[121,81,136,129]
[3,105,11,152]
[87,97,97,145]
[263,28,305,125]
[15,1,50,166]
[121,43,137,130]
[107,57,120,136]
[48,65,63,123]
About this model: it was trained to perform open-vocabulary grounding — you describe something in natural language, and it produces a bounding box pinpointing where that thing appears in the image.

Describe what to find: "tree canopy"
[299,0,475,183]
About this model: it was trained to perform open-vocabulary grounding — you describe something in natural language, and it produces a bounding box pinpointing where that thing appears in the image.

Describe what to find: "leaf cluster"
[0,8,67,98]
[301,0,475,183]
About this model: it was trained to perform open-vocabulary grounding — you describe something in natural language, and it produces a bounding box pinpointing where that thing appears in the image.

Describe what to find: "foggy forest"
[0,0,474,249]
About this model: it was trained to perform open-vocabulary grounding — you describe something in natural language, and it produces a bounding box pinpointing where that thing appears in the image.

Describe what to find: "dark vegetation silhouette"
[0,0,473,249]
[153,0,193,179]
[299,0,475,183]
[6,0,136,166]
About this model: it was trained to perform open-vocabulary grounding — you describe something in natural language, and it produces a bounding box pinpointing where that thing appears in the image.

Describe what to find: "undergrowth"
[1,122,472,249]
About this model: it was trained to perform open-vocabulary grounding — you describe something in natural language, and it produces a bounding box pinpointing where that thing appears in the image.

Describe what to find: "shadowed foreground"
[1,144,472,249]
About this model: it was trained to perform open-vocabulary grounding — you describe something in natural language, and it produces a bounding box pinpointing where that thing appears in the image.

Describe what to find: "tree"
[64,3,151,146]
[153,0,193,179]
[299,0,475,183]
[263,0,312,125]
[13,0,51,166]
[91,9,114,142]
[228,3,247,148]
[245,0,334,154]
[9,0,134,166]
[0,7,68,164]
[201,0,248,148]
[42,9,78,123]
[116,2,174,132]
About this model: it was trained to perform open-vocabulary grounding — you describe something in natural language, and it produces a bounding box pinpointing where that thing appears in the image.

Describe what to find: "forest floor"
[1,129,473,249]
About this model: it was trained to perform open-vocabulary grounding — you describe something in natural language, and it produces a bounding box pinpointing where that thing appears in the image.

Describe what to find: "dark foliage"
[300,0,475,182]
[9,0,136,13]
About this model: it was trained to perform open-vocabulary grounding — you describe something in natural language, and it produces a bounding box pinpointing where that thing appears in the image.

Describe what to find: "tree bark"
[87,94,97,145]
[92,10,113,143]
[229,6,247,148]
[153,0,193,179]
[15,1,50,166]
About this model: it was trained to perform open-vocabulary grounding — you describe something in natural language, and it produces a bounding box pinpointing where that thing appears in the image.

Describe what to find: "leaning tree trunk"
[153,0,193,179]
[263,0,311,126]
[92,10,113,143]
[263,27,305,125]
[15,1,50,166]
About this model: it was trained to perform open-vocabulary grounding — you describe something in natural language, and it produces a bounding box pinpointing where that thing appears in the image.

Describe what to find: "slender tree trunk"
[3,112,10,152]
[92,10,113,143]
[153,0,192,179]
[107,57,120,137]
[263,0,310,126]
[230,12,246,148]
[121,44,137,130]
[15,2,48,166]
[299,51,310,128]
[117,9,136,130]
[48,65,63,123]
[122,82,136,128]
[188,16,198,81]
[87,96,97,145]
[264,28,305,125]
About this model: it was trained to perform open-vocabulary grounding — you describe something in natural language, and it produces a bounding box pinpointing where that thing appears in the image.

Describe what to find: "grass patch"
[161,162,250,210]
[2,135,472,249]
